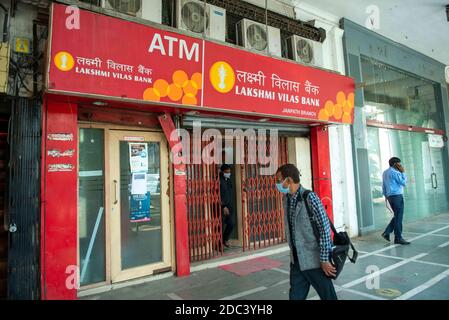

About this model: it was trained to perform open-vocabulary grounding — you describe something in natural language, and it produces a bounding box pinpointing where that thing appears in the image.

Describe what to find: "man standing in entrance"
[275,163,337,300]
[220,164,234,248]
[381,157,410,245]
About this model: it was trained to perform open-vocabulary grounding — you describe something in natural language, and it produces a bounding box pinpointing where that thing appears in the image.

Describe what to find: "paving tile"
[80,213,449,301]
[348,261,448,300]
[241,284,290,300]
[417,247,449,265]
[405,222,449,234]
[175,275,261,300]
[239,269,288,288]
[333,255,399,287]
[380,244,437,259]
[409,276,449,300]
[434,227,449,236]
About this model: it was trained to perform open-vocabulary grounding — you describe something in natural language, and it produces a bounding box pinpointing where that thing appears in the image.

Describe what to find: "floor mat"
[219,256,282,276]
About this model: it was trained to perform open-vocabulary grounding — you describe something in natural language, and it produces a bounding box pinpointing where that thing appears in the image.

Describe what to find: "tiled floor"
[80,213,449,300]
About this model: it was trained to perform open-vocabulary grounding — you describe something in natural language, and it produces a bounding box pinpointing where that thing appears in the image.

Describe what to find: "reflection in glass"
[119,141,163,270]
[78,128,106,286]
[361,56,443,129]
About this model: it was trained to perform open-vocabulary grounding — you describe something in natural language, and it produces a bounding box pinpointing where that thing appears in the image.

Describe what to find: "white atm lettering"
[149,33,199,63]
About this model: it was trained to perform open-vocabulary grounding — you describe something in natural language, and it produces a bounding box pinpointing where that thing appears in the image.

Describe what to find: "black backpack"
[302,190,358,279]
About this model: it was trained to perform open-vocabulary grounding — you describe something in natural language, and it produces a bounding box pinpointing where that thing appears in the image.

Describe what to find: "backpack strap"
[303,190,338,234]
[302,190,321,242]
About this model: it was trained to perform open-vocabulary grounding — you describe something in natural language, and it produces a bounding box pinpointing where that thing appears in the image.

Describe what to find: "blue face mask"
[276,178,290,194]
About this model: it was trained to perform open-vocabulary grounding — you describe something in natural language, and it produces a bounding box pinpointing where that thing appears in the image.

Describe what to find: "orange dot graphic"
[336,91,346,106]
[168,83,183,101]
[143,87,160,102]
[342,101,352,114]
[334,104,343,120]
[347,92,355,108]
[342,112,352,124]
[153,79,169,98]
[324,101,335,117]
[172,70,189,88]
[318,109,330,121]
[182,94,198,105]
[191,72,203,90]
[183,80,199,96]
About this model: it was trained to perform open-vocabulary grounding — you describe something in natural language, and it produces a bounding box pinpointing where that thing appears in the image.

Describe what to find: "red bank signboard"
[48,3,355,124]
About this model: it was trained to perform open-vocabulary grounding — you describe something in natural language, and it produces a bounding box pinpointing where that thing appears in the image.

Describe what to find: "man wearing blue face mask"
[220,164,235,248]
[276,163,337,300]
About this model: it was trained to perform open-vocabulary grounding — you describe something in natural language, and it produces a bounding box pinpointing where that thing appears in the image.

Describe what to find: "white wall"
[294,2,359,237]
[288,137,312,190]
[242,0,296,19]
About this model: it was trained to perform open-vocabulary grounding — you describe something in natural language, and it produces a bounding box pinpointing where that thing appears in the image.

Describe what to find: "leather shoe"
[223,241,230,248]
[381,233,390,242]
[394,239,410,245]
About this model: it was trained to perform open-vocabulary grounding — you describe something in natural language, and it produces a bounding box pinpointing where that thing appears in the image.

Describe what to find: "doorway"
[78,126,172,288]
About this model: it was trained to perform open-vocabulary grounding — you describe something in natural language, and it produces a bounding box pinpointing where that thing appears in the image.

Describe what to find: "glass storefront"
[361,56,444,129]
[367,127,449,229]
[362,57,449,230]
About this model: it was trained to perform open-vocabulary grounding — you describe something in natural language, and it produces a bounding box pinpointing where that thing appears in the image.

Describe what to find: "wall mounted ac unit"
[102,0,162,24]
[236,18,282,57]
[286,35,323,67]
[177,0,226,42]
[445,66,449,84]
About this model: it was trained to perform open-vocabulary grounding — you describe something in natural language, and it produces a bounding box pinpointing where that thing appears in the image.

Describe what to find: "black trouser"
[222,207,234,243]
[289,260,338,300]
[384,194,404,241]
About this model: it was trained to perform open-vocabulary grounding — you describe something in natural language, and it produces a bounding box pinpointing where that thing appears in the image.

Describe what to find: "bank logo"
[209,61,235,93]
[54,51,75,72]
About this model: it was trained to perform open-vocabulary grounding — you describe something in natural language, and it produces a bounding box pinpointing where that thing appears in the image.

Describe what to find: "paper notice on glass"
[147,173,160,194]
[428,134,444,148]
[129,142,148,173]
[131,173,147,195]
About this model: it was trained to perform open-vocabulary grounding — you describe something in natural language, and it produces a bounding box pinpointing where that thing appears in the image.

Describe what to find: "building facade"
[341,19,449,235]
[0,0,360,300]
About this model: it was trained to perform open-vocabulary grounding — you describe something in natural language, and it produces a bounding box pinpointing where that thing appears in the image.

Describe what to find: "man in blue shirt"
[381,157,410,245]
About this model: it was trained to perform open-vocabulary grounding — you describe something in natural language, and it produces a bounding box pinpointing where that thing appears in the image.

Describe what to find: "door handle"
[431,173,438,189]
[113,179,118,204]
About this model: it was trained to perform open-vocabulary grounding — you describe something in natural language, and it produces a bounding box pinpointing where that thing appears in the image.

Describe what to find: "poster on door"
[130,192,151,222]
[129,142,148,173]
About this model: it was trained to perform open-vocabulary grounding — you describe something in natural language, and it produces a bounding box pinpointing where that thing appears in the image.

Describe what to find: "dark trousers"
[289,260,338,300]
[222,208,234,243]
[384,195,404,241]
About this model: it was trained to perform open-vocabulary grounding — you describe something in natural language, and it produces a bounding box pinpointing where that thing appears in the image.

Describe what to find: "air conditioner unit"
[177,0,226,42]
[236,19,282,57]
[102,0,162,24]
[286,35,323,67]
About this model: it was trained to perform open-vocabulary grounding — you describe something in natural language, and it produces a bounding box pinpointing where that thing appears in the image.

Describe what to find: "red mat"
[219,257,282,276]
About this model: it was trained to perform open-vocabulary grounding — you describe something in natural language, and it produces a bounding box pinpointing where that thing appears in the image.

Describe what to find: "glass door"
[423,140,448,214]
[368,127,449,230]
[109,130,171,283]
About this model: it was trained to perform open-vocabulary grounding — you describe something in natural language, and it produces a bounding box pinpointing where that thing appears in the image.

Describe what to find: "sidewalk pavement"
[80,213,449,300]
